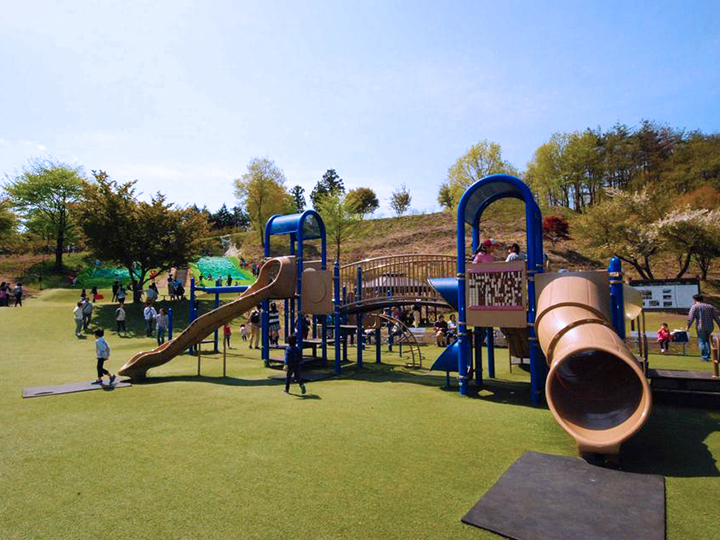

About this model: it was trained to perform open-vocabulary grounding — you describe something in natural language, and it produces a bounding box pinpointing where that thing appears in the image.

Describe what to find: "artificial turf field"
[2,289,719,539]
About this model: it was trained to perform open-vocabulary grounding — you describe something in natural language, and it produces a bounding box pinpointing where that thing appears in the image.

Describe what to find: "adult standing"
[167,274,175,301]
[117,284,126,304]
[248,305,262,349]
[73,302,84,337]
[685,294,720,362]
[143,303,157,337]
[13,283,23,306]
[112,279,120,302]
[155,308,168,345]
[0,282,7,306]
[82,298,93,330]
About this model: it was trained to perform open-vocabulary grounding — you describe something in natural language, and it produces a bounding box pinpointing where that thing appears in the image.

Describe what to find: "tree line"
[438,120,720,281]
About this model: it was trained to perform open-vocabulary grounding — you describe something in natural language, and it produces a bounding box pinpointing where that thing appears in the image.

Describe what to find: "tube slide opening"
[548,350,643,431]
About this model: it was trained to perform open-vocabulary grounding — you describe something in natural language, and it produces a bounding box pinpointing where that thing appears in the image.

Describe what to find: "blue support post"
[376,327,381,363]
[487,327,495,378]
[333,262,341,374]
[213,278,220,352]
[609,257,625,338]
[284,298,289,341]
[356,266,363,368]
[168,307,173,341]
[473,327,483,385]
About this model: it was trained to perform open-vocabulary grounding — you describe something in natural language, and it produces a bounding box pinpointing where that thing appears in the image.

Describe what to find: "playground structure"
[120,177,655,455]
[118,256,297,379]
[425,174,651,455]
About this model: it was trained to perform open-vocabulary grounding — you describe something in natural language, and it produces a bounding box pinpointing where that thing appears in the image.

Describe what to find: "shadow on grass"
[621,404,720,478]
[341,363,537,408]
[132,374,281,388]
[88,298,220,339]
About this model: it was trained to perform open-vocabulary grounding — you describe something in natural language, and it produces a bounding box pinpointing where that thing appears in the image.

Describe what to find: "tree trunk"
[643,255,655,281]
[54,233,64,271]
[617,255,650,281]
[675,252,692,279]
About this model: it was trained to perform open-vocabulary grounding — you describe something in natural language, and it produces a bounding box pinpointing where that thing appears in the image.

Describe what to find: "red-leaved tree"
[543,215,571,246]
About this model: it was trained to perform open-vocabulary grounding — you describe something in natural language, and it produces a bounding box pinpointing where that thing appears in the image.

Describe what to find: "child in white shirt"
[93,329,116,385]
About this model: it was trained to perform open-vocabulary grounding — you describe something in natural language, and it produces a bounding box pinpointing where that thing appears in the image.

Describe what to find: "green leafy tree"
[315,193,362,262]
[438,141,518,212]
[4,158,85,270]
[310,169,345,208]
[0,198,19,252]
[234,157,295,247]
[576,189,666,280]
[290,185,306,211]
[345,187,379,215]
[390,184,412,216]
[80,171,211,301]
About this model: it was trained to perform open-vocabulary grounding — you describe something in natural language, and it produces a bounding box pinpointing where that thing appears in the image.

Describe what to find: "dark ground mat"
[462,451,665,540]
[268,371,336,382]
[23,379,132,398]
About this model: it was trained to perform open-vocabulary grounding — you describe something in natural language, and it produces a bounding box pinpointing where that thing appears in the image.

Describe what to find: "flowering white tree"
[577,188,665,280]
[655,208,720,280]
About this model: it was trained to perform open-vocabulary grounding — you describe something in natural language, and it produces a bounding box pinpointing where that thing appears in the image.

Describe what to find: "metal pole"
[356,265,363,368]
[487,327,495,378]
[334,261,341,374]
[376,326,381,363]
[609,257,625,338]
[474,327,483,385]
[223,336,227,377]
[214,278,220,353]
[168,307,173,341]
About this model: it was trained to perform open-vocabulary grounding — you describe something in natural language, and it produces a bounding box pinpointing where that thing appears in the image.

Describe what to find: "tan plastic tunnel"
[536,275,651,455]
[118,256,296,380]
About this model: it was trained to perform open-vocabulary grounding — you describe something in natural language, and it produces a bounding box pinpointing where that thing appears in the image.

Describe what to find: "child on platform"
[93,329,116,385]
[284,335,306,395]
[657,322,671,354]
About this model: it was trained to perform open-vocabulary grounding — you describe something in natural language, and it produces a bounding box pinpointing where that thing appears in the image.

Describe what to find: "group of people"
[72,296,96,337]
[0,282,23,306]
[434,313,458,346]
[472,239,526,264]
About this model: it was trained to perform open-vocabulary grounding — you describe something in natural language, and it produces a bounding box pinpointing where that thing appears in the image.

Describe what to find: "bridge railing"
[339,254,455,308]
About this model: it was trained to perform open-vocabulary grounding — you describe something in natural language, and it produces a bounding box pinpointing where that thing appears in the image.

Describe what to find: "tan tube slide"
[536,275,651,455]
[119,256,296,380]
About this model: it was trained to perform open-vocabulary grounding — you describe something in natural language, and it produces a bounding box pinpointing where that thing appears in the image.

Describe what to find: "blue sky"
[1,0,719,215]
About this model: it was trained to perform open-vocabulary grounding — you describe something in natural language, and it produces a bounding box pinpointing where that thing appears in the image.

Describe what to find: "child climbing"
[657,322,671,354]
[284,335,306,395]
[93,329,116,385]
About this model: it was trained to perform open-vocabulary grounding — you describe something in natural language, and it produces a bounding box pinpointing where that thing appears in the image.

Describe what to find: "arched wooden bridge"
[339,254,455,314]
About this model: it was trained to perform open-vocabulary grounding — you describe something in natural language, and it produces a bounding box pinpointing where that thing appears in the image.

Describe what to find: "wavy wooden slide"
[119,256,296,380]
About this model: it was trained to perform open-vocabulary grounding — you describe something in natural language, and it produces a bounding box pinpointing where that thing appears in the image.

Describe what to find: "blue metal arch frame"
[456,174,546,404]
[262,210,328,364]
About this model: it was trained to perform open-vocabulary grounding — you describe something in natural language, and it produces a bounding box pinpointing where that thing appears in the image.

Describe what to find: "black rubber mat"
[23,379,132,398]
[462,451,665,540]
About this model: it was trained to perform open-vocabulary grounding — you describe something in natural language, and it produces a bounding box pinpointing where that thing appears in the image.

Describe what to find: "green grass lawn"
[1,290,719,539]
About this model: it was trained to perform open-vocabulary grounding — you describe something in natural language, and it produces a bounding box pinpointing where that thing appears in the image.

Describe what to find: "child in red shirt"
[223,323,232,349]
[657,322,671,353]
